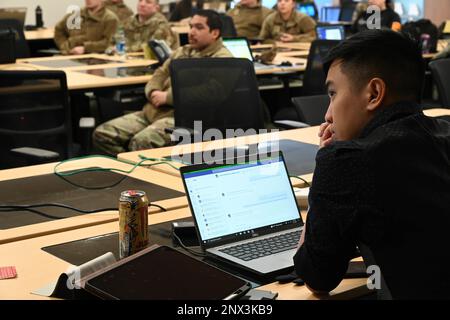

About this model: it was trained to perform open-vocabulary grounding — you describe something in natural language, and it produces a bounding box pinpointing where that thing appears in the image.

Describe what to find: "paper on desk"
[31,252,117,297]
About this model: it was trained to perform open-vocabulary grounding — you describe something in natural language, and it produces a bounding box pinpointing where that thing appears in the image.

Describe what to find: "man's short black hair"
[193,9,222,37]
[323,29,426,102]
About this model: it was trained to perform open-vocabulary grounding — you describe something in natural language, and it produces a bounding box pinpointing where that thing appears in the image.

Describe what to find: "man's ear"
[211,29,220,40]
[366,78,386,112]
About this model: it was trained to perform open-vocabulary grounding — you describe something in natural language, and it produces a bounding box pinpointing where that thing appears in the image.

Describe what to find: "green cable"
[53,154,181,178]
[289,175,311,187]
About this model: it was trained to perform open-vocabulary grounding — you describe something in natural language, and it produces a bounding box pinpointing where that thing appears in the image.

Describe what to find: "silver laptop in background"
[0,7,27,29]
[222,37,275,70]
[180,153,303,277]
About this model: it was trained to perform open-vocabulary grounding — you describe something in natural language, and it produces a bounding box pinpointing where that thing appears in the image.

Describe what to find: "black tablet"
[84,245,251,300]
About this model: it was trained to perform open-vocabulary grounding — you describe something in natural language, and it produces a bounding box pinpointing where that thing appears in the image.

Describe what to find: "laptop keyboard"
[219,229,302,261]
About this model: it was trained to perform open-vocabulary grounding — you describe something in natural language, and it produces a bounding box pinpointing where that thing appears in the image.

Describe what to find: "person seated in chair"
[103,0,134,23]
[54,0,119,55]
[93,10,232,155]
[123,0,179,52]
[294,30,450,299]
[259,0,316,43]
[352,0,401,33]
[227,0,272,39]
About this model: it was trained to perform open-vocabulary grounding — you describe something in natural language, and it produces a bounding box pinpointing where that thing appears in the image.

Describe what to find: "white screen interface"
[223,39,254,61]
[183,157,300,243]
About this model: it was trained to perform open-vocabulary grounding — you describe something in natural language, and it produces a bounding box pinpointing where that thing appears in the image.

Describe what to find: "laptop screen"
[316,25,345,40]
[182,155,301,246]
[222,38,254,62]
[298,3,317,18]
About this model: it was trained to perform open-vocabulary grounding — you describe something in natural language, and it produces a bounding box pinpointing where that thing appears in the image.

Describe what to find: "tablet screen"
[85,246,250,300]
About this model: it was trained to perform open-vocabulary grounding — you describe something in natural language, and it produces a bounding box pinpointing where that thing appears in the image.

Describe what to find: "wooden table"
[118,126,319,187]
[0,157,188,245]
[0,54,157,91]
[0,207,369,300]
[24,27,55,41]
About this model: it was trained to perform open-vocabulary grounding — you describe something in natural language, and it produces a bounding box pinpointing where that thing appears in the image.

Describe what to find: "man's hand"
[280,33,295,42]
[150,90,168,108]
[70,46,85,55]
[318,122,333,148]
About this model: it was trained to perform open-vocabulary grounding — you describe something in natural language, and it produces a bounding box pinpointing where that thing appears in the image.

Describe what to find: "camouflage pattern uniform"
[93,39,232,155]
[54,6,119,54]
[123,13,179,52]
[103,0,134,23]
[227,3,272,39]
[259,10,316,43]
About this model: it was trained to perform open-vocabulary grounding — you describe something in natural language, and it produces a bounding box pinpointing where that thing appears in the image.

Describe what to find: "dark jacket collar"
[360,101,423,138]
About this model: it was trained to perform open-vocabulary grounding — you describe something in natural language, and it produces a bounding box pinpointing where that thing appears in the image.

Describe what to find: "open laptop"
[0,7,27,29]
[222,37,275,70]
[316,25,345,40]
[180,153,303,277]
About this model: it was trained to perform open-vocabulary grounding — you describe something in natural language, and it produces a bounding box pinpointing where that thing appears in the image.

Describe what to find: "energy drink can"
[119,190,149,259]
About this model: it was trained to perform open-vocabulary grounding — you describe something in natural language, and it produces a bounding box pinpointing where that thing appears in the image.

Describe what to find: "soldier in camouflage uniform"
[54,0,119,55]
[226,0,272,39]
[93,10,232,155]
[259,0,316,43]
[103,0,134,23]
[123,0,179,52]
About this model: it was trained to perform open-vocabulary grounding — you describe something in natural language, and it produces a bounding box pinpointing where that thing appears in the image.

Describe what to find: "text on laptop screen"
[317,26,344,40]
[222,39,253,61]
[183,156,300,243]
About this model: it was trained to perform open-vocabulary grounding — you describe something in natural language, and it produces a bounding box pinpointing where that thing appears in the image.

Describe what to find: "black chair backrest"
[339,2,356,22]
[291,94,330,126]
[219,13,237,38]
[170,58,265,135]
[357,242,393,300]
[0,19,30,58]
[0,70,73,169]
[429,58,450,107]
[0,27,15,63]
[303,40,340,95]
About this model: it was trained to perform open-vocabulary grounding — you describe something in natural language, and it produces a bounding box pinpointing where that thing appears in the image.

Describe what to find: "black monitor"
[0,7,27,29]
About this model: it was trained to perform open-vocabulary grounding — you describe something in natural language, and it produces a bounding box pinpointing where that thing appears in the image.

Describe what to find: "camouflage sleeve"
[84,17,119,53]
[259,18,273,44]
[292,16,317,42]
[145,56,172,99]
[54,15,71,54]
[152,21,178,50]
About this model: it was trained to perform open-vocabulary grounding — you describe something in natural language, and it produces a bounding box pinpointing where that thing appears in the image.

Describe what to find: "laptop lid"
[222,37,255,62]
[180,152,303,250]
[0,7,27,29]
[316,25,345,40]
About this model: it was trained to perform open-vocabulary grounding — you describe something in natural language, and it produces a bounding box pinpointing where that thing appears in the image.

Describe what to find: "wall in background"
[0,0,180,27]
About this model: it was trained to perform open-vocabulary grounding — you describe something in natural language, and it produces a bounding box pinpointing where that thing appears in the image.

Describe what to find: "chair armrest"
[10,147,60,163]
[274,120,310,129]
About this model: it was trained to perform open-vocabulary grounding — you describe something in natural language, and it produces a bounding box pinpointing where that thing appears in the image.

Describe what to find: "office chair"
[271,41,338,124]
[0,70,94,169]
[338,2,356,22]
[429,58,450,107]
[291,94,329,126]
[357,242,393,300]
[0,18,30,58]
[219,13,237,37]
[168,58,265,140]
[303,40,340,95]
